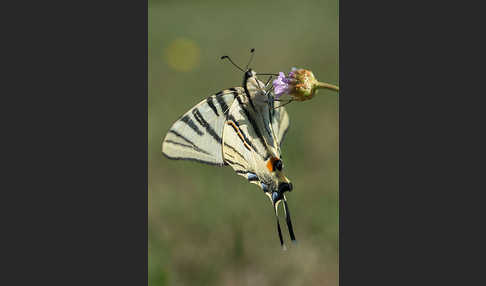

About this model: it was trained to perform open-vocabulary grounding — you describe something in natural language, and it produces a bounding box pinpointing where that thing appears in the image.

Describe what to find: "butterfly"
[162,51,296,249]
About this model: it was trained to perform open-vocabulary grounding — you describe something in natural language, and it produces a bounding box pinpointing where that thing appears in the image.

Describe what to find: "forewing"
[162,89,240,166]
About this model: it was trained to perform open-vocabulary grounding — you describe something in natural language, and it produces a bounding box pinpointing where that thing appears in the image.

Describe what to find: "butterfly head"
[245,69,256,79]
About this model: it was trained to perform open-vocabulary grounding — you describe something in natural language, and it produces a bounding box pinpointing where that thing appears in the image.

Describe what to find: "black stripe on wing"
[231,91,268,158]
[162,153,223,166]
[192,108,222,144]
[223,143,246,161]
[215,91,229,115]
[241,73,258,111]
[206,96,219,116]
[224,158,247,169]
[262,112,274,142]
[163,140,212,156]
[180,115,203,136]
[168,130,212,155]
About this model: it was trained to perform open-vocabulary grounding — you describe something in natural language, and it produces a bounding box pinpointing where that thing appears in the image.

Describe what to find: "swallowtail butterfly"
[162,52,296,249]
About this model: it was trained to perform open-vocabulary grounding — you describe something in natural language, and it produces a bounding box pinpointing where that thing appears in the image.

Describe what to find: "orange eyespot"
[266,159,273,172]
[266,157,282,172]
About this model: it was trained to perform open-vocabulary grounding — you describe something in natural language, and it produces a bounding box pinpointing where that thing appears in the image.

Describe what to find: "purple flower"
[272,72,291,98]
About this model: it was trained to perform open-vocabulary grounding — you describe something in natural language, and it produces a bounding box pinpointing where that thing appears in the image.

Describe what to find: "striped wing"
[222,98,264,184]
[162,88,244,166]
[222,91,290,183]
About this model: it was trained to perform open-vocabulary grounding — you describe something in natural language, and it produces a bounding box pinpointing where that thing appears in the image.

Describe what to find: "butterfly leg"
[273,99,293,109]
[265,75,274,87]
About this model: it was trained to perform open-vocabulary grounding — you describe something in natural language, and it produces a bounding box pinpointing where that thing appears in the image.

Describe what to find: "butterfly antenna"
[221,55,245,72]
[283,197,297,242]
[245,48,255,70]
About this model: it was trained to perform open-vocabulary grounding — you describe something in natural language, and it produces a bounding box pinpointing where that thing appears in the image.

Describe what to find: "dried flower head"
[272,67,339,101]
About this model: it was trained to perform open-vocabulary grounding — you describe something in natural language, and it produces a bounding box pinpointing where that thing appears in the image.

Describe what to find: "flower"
[272,67,339,101]
[272,72,292,98]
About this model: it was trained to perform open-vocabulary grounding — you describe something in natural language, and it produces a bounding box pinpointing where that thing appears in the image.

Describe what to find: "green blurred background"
[149,0,338,285]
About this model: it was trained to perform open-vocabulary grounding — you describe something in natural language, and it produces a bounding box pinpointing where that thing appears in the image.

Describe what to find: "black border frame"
[7,0,478,284]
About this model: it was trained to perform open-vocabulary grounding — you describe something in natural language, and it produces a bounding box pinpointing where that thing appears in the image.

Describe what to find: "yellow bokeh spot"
[165,38,200,72]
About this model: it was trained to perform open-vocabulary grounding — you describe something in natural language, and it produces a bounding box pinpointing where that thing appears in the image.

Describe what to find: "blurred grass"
[149,0,338,285]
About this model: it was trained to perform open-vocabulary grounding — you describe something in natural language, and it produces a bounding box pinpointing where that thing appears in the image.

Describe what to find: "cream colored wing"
[162,88,244,166]
[222,91,269,184]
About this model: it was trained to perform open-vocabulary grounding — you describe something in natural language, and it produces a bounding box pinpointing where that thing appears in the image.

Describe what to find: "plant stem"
[316,81,339,92]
